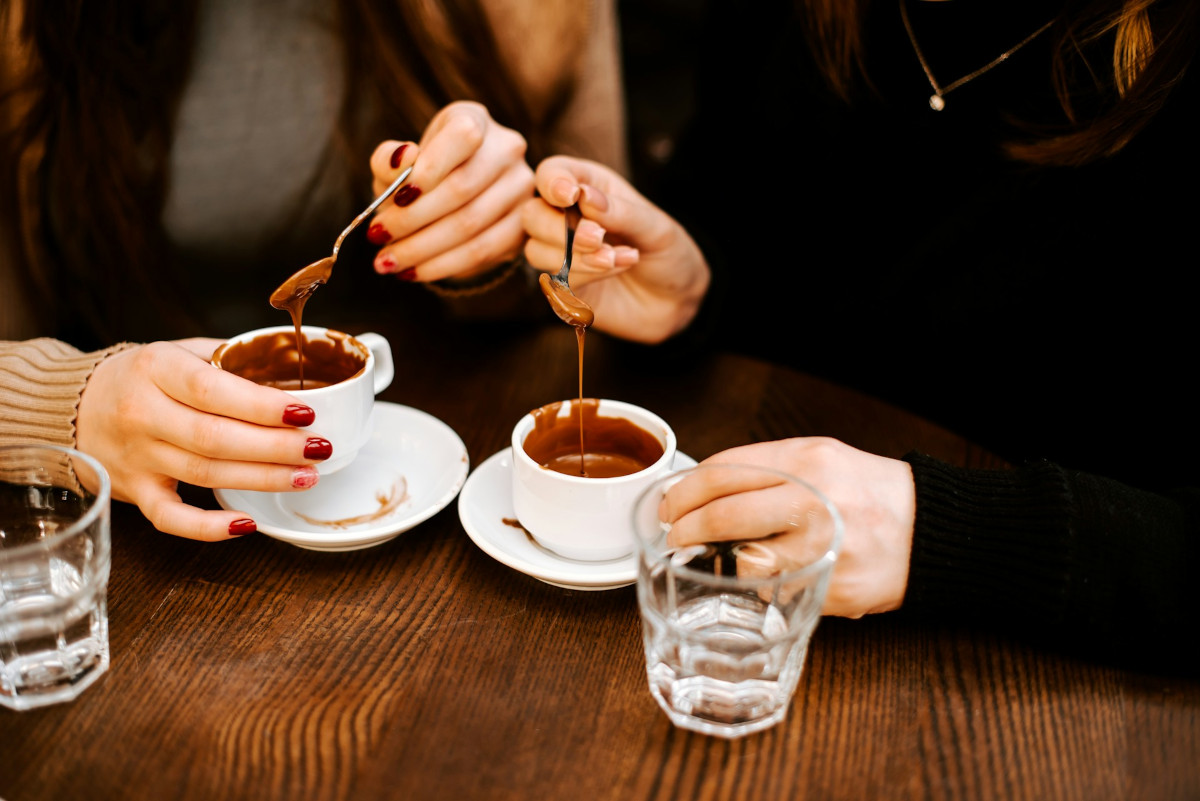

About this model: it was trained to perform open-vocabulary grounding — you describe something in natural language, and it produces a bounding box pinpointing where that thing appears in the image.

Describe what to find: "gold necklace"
[898,0,1054,111]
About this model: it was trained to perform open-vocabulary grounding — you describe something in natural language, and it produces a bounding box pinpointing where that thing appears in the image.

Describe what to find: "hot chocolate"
[213,330,365,390]
[523,399,665,478]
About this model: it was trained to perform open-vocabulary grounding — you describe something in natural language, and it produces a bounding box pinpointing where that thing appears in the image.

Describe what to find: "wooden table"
[3,310,1198,801]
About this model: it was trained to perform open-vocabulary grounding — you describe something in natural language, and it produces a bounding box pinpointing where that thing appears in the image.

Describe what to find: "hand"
[660,438,916,618]
[367,101,534,282]
[521,155,710,344]
[75,339,332,541]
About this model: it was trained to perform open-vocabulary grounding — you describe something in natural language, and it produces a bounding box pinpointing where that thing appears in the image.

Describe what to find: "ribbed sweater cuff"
[901,452,1075,629]
[0,338,136,448]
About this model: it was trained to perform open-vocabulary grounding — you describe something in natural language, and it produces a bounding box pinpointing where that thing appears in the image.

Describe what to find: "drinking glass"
[632,463,842,738]
[1,444,112,711]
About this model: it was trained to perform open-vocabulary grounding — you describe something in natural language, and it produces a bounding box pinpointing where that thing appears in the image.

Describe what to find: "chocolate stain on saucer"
[293,477,409,529]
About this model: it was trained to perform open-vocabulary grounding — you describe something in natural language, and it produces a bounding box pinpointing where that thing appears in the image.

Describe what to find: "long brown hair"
[1,0,562,346]
[800,0,1198,166]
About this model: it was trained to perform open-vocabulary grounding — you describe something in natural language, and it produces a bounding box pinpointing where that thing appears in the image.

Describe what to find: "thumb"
[576,182,670,248]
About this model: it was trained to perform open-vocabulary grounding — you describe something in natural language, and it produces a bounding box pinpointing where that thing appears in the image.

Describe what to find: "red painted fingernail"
[229,519,257,536]
[394,184,422,207]
[396,267,418,282]
[389,144,408,169]
[375,255,396,274]
[304,438,333,460]
[282,404,315,427]
[367,223,390,245]
[292,466,320,489]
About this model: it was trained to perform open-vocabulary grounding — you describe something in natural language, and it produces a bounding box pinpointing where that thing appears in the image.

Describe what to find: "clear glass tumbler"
[632,463,842,738]
[1,444,112,711]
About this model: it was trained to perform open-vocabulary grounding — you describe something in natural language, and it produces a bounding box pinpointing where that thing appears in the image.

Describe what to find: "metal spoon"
[538,203,595,328]
[270,165,414,309]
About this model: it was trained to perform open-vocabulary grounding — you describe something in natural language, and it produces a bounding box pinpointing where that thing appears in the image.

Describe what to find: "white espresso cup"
[511,399,677,562]
[212,325,394,474]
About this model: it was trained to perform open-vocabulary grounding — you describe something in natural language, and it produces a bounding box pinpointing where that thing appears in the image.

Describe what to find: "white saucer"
[457,448,698,590]
[215,402,468,552]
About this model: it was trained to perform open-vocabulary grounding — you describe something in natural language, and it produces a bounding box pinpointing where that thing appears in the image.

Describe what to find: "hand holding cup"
[76,338,333,541]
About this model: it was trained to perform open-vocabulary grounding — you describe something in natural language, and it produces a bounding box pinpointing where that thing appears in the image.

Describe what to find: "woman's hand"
[661,438,916,618]
[521,155,710,344]
[367,101,535,282]
[75,339,331,541]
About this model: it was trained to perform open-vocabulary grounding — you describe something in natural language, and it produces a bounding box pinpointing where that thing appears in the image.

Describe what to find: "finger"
[140,413,331,475]
[129,476,260,542]
[136,342,311,428]
[665,483,819,546]
[661,463,793,523]
[369,140,420,193]
[386,207,526,283]
[175,337,225,361]
[520,196,570,252]
[523,238,622,277]
[533,155,625,206]
[144,437,323,492]
[575,182,669,248]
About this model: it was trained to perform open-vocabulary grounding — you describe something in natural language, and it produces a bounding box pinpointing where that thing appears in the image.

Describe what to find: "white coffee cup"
[212,325,394,474]
[511,399,677,562]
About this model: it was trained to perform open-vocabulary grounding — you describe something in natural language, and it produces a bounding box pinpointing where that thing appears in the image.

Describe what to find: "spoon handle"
[555,203,583,282]
[332,165,414,256]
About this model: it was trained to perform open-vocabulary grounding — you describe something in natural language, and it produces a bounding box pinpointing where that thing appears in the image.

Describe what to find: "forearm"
[902,452,1200,674]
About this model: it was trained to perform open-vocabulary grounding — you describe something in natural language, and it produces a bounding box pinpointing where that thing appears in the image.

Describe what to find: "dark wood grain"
[2,315,1197,801]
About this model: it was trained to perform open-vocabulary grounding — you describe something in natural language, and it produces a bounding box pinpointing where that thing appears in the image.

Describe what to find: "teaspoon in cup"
[538,203,595,329]
[270,165,414,310]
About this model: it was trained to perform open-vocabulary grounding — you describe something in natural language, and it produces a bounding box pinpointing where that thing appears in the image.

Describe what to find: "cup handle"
[357,332,394,394]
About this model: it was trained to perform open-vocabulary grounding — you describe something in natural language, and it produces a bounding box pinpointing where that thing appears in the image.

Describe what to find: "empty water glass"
[1,444,112,711]
[632,463,842,738]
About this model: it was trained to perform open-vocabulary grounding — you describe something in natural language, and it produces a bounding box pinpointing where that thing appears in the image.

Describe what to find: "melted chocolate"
[523,400,664,478]
[539,273,595,329]
[270,256,335,388]
[213,330,365,389]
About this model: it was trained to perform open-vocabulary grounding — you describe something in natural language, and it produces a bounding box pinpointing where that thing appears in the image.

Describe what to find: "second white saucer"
[458,448,698,590]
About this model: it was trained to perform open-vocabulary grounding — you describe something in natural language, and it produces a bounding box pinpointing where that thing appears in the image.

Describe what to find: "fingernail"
[292,466,320,489]
[304,437,333,460]
[581,184,608,213]
[396,267,418,282]
[578,221,606,246]
[551,178,580,205]
[375,254,397,274]
[282,404,315,427]
[367,223,390,245]
[394,184,422,207]
[229,518,257,536]
[389,144,408,169]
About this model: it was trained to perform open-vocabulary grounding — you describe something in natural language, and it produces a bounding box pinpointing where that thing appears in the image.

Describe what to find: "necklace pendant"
[929,94,946,111]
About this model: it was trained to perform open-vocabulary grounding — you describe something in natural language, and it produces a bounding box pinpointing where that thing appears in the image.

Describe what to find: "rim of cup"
[512,398,677,484]
[212,325,372,395]
[0,444,111,558]
[632,462,844,586]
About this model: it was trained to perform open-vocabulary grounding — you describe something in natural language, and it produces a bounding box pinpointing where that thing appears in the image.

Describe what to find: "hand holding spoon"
[270,165,414,312]
[538,203,595,329]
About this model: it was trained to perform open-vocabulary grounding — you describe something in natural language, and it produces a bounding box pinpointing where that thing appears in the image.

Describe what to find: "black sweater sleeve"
[903,452,1200,675]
